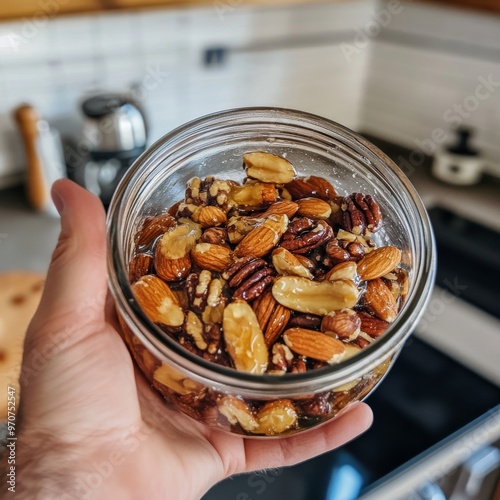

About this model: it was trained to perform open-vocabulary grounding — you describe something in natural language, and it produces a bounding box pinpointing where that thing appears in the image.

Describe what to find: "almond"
[321,309,361,341]
[252,290,291,346]
[135,213,176,248]
[254,400,298,435]
[271,247,313,279]
[243,151,296,184]
[325,261,358,281]
[191,243,234,272]
[285,175,337,201]
[272,277,360,316]
[234,226,278,259]
[217,396,258,432]
[283,328,346,364]
[128,253,154,283]
[261,200,299,219]
[223,300,269,374]
[357,246,401,280]
[363,278,398,323]
[131,275,184,327]
[358,312,389,338]
[193,206,227,228]
[154,222,202,281]
[296,197,332,219]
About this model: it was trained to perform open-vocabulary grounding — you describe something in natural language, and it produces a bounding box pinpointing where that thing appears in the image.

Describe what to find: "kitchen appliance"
[203,206,500,500]
[72,94,147,207]
[432,129,483,186]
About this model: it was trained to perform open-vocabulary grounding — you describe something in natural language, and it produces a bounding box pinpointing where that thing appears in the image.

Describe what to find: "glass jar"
[107,107,436,437]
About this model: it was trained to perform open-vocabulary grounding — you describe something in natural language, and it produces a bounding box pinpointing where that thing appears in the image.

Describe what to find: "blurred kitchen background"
[0,0,499,499]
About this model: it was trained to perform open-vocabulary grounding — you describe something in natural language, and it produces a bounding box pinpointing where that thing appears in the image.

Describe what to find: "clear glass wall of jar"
[107,108,436,437]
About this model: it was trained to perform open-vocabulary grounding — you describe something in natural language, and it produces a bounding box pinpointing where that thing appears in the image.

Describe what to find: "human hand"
[6,179,372,500]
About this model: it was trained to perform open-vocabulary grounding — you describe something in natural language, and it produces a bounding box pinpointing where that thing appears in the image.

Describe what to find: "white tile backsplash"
[0,0,377,186]
[1,0,500,187]
[360,1,500,173]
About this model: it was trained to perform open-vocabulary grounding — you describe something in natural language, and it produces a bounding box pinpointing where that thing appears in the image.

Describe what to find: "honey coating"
[123,152,408,436]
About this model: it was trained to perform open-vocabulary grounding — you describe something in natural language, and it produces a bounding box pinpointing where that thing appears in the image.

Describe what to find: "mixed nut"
[124,151,410,436]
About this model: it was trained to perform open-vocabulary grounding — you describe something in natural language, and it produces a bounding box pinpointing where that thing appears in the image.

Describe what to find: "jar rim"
[107,106,436,397]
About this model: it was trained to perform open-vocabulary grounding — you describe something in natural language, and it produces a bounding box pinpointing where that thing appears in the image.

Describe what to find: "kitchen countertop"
[0,186,60,274]
[366,135,500,233]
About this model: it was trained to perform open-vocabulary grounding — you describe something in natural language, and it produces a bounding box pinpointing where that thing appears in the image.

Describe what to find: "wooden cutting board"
[0,272,44,421]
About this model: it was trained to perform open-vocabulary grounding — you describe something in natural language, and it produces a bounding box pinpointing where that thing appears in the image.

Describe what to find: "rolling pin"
[14,104,65,215]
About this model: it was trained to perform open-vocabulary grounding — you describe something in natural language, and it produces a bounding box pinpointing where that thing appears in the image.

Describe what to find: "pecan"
[341,193,382,235]
[325,239,364,264]
[290,357,307,373]
[271,343,295,372]
[176,202,198,218]
[224,257,275,302]
[200,227,229,247]
[285,176,337,201]
[281,219,333,254]
[186,270,227,320]
[287,314,322,330]
[184,311,207,350]
[202,324,231,366]
[185,176,235,212]
[228,181,279,211]
[300,393,332,417]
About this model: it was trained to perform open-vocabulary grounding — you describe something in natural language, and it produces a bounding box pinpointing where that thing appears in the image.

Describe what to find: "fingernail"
[52,190,65,215]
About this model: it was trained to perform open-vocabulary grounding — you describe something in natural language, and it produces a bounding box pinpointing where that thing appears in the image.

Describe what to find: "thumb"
[29,179,107,337]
